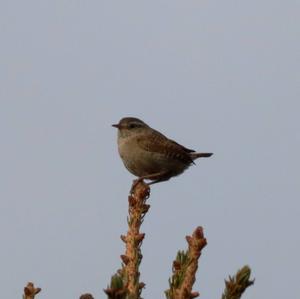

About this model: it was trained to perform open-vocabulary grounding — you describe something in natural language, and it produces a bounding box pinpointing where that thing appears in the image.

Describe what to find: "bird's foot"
[130,178,145,194]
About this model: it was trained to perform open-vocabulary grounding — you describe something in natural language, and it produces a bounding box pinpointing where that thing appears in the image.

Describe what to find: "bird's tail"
[190,152,213,160]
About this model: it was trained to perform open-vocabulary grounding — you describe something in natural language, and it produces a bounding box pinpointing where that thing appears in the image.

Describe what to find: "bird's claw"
[130,178,150,195]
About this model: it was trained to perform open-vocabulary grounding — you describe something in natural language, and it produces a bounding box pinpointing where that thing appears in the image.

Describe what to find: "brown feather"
[137,131,194,165]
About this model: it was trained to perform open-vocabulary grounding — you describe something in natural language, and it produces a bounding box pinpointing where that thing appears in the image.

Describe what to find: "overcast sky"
[1,1,299,299]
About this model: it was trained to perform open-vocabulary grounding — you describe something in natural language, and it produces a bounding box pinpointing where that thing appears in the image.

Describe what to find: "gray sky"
[1,1,299,298]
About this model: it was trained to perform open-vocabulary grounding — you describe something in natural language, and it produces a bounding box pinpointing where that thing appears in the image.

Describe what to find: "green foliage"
[221,265,254,299]
[165,250,192,299]
[104,272,127,299]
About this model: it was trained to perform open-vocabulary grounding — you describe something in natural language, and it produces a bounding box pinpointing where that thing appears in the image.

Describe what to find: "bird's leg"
[130,171,170,192]
[131,177,145,191]
[130,177,147,194]
[130,171,169,191]
[140,171,169,181]
[147,177,170,185]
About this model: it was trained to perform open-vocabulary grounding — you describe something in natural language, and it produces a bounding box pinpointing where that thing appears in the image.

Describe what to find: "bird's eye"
[129,123,138,129]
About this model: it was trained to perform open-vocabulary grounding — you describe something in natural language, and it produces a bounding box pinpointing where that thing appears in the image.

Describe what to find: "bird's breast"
[117,135,189,178]
[117,136,149,176]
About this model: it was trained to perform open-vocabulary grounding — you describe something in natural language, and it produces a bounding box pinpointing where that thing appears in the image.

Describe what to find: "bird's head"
[112,117,150,137]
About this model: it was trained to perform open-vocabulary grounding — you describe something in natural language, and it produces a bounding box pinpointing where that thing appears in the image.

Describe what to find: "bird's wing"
[136,131,194,164]
[168,139,195,153]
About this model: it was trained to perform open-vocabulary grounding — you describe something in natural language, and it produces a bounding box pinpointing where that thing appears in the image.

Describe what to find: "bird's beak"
[112,124,120,129]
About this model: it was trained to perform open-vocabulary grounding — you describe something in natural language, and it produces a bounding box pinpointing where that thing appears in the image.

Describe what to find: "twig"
[23,282,41,299]
[221,265,254,299]
[165,227,207,299]
[105,180,150,299]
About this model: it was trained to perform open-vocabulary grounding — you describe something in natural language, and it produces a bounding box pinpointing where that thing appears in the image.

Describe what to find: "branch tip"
[106,180,150,299]
[23,282,41,299]
[79,294,94,299]
[165,226,207,299]
[221,265,254,299]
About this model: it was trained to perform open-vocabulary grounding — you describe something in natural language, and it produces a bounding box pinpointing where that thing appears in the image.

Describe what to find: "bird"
[112,117,213,185]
